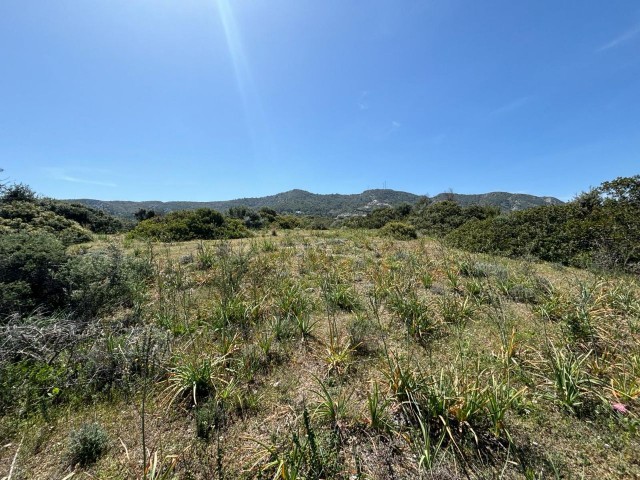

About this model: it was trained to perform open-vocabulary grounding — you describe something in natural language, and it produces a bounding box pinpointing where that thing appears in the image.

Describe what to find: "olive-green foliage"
[346,203,412,229]
[275,215,301,229]
[411,201,500,237]
[195,400,225,440]
[134,208,157,221]
[0,232,67,315]
[68,422,109,466]
[346,201,499,238]
[0,355,67,417]
[297,216,332,230]
[0,231,152,318]
[128,208,251,241]
[43,199,124,234]
[0,183,37,203]
[380,221,417,240]
[61,245,153,319]
[447,176,640,272]
[0,200,93,245]
[258,207,278,223]
[0,184,124,239]
[228,205,264,229]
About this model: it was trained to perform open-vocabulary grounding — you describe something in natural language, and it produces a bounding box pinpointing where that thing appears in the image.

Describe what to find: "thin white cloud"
[358,91,370,110]
[491,96,530,116]
[374,120,402,140]
[73,166,113,175]
[384,120,401,135]
[47,168,117,187]
[596,23,640,52]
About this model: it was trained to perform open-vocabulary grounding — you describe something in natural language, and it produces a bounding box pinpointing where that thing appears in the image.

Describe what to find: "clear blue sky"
[1,1,638,201]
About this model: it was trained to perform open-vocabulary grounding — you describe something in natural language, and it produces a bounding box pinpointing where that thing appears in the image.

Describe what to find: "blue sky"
[1,1,639,201]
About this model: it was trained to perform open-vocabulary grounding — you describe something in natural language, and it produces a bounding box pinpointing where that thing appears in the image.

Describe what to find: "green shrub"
[0,183,37,203]
[0,356,68,417]
[0,232,67,316]
[276,215,301,230]
[343,203,414,230]
[410,201,499,237]
[128,208,251,241]
[380,221,417,240]
[0,230,151,319]
[446,176,640,273]
[68,423,109,466]
[60,245,152,319]
[43,199,124,234]
[0,200,93,245]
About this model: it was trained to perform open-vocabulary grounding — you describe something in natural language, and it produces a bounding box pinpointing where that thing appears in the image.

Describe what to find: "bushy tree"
[128,208,250,241]
[134,208,156,222]
[228,206,264,229]
[0,183,37,204]
[228,205,250,219]
[598,175,640,206]
[259,207,278,224]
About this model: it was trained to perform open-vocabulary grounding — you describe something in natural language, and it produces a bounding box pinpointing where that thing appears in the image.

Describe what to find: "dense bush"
[134,208,157,221]
[0,200,93,244]
[0,232,68,315]
[410,201,500,236]
[447,176,640,272]
[0,314,169,417]
[345,203,412,229]
[275,215,301,229]
[447,206,576,262]
[61,245,153,319]
[43,199,124,234]
[380,221,417,240]
[0,233,152,319]
[0,184,124,238]
[128,208,251,241]
[0,183,37,203]
[344,200,499,237]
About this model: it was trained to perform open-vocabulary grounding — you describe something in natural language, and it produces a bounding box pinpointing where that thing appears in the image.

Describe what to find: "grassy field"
[1,230,638,479]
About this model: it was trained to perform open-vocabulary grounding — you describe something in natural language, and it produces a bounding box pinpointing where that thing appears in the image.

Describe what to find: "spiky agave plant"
[311,375,351,426]
[366,382,391,433]
[163,356,228,407]
[546,346,595,416]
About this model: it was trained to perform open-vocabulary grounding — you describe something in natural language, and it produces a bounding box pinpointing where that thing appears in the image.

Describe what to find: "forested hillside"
[71,188,562,218]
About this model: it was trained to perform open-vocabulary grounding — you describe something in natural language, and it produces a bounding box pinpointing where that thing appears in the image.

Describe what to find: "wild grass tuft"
[163,356,227,407]
[546,346,595,416]
[387,287,438,341]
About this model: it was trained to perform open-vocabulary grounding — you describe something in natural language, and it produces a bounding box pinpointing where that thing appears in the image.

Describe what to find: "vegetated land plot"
[1,230,638,479]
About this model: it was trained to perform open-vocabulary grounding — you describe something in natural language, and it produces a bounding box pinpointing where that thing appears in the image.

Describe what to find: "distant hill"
[69,189,563,219]
[431,192,563,211]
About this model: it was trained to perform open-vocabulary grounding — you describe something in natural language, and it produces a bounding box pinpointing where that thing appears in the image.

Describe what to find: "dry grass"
[1,230,638,479]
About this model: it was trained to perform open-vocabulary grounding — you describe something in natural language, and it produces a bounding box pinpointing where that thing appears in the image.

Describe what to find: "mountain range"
[69,189,564,218]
